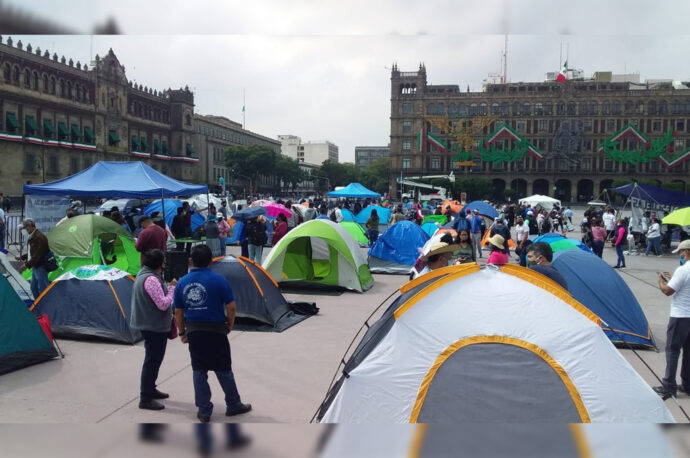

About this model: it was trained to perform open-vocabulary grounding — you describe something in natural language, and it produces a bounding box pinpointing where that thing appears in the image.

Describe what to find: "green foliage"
[452,178,493,201]
[661,181,686,193]
[275,155,304,191]
[503,189,516,201]
[225,144,276,191]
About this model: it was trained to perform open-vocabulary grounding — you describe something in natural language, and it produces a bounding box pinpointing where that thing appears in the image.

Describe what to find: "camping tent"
[44,214,140,279]
[340,221,369,247]
[420,221,440,238]
[533,233,592,253]
[340,209,356,222]
[0,274,57,375]
[144,200,205,232]
[612,182,690,234]
[30,266,141,343]
[519,194,562,211]
[354,205,391,225]
[368,221,429,274]
[327,183,381,199]
[23,161,208,197]
[316,264,673,422]
[552,249,656,349]
[462,201,499,219]
[1,251,33,303]
[209,256,311,332]
[262,220,373,292]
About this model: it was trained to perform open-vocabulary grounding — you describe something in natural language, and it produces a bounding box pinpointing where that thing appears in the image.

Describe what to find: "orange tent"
[481,229,516,249]
[441,200,463,215]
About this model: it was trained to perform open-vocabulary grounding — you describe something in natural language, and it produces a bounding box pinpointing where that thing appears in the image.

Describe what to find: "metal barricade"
[5,215,24,252]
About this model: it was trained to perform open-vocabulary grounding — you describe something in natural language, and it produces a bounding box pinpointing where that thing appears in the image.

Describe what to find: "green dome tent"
[44,214,139,280]
[262,220,373,292]
[340,221,369,247]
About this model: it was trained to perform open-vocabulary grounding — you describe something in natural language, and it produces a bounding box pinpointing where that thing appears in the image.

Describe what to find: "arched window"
[3,63,10,83]
[659,100,667,114]
[59,79,66,97]
[491,103,500,115]
[458,104,467,116]
[43,74,48,92]
[448,103,458,116]
[611,101,621,114]
[647,100,656,115]
[557,102,565,115]
[523,103,531,116]
[479,103,488,115]
[625,101,634,114]
[67,81,73,99]
[512,102,521,116]
[534,103,543,115]
[50,76,56,95]
[501,102,509,116]
[602,101,610,115]
[32,71,39,90]
[469,103,478,116]
[76,85,82,101]
[24,68,30,87]
[589,101,598,115]
[12,65,20,84]
[185,113,192,126]
[567,102,576,115]
[543,103,552,115]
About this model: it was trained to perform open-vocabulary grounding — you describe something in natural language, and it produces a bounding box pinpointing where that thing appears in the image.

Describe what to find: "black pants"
[140,330,168,401]
[240,240,249,258]
[662,317,690,392]
[591,240,604,258]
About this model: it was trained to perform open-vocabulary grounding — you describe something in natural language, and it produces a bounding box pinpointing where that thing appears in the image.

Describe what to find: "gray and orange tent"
[30,265,141,344]
[210,256,314,332]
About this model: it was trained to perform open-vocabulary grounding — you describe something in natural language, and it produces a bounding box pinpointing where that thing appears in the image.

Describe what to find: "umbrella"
[263,202,292,218]
[462,200,499,219]
[662,207,690,226]
[533,233,592,253]
[232,206,267,221]
[587,200,608,206]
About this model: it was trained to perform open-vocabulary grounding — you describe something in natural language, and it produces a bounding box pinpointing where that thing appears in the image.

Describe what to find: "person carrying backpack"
[245,216,267,264]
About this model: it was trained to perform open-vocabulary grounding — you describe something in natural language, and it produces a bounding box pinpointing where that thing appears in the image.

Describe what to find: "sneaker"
[620,266,626,270]
[152,389,169,399]
[653,386,676,400]
[612,265,620,269]
[139,399,165,411]
[197,413,211,423]
[226,402,252,416]
[679,386,690,395]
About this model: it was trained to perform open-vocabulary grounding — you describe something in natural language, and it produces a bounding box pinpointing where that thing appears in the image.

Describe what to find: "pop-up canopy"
[327,183,381,199]
[23,161,208,198]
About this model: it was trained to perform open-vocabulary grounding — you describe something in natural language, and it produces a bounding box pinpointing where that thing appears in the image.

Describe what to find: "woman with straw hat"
[486,234,508,266]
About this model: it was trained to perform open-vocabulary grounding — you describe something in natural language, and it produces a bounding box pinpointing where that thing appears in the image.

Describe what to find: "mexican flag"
[427,132,449,155]
[556,60,567,83]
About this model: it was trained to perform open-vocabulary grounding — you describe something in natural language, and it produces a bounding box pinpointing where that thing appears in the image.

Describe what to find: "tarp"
[0,275,57,374]
[354,205,391,225]
[368,221,429,274]
[262,219,373,292]
[462,201,498,219]
[30,265,141,344]
[23,161,207,198]
[144,200,205,232]
[327,183,381,199]
[209,256,312,332]
[533,233,592,253]
[611,182,690,208]
[553,250,656,349]
[316,264,673,423]
[340,221,369,246]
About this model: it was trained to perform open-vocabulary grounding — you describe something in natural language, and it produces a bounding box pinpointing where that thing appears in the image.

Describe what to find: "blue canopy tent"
[23,161,208,197]
[611,182,690,208]
[462,201,499,219]
[354,205,391,225]
[552,249,656,349]
[367,221,429,274]
[144,200,205,232]
[326,183,381,199]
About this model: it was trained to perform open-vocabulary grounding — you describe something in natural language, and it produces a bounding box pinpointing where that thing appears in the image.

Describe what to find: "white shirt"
[414,265,431,279]
[647,222,661,238]
[514,223,526,243]
[603,213,615,230]
[667,263,690,317]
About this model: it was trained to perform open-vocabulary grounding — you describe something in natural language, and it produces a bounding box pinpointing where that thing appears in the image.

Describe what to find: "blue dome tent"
[552,249,656,349]
[368,221,429,274]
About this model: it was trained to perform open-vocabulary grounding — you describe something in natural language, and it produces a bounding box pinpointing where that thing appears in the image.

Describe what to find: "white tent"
[317,264,673,423]
[519,194,562,210]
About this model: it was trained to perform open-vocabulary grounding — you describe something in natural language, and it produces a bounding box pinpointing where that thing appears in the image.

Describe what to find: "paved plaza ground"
[1,210,689,427]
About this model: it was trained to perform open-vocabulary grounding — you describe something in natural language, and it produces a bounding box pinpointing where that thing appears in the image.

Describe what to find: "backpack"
[245,220,267,245]
[329,210,338,222]
[541,218,551,233]
[527,218,539,235]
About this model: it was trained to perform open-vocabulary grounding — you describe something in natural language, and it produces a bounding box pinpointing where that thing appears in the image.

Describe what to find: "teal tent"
[0,275,58,374]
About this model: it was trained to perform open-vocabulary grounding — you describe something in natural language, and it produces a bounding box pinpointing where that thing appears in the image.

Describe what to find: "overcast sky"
[8,0,690,162]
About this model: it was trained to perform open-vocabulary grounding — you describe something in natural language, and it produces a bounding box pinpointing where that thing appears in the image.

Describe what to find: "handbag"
[43,251,59,272]
[168,315,178,340]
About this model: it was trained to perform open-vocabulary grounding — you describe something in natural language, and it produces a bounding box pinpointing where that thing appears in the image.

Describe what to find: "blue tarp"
[354,205,391,224]
[462,201,499,219]
[552,249,656,349]
[144,200,205,232]
[368,221,429,266]
[23,161,208,198]
[327,183,381,198]
[612,182,690,208]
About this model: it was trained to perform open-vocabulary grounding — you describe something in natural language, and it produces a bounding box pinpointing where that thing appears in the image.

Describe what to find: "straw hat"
[422,242,457,261]
[487,234,506,250]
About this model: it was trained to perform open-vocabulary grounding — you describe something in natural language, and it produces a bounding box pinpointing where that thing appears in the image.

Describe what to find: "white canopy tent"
[519,194,562,211]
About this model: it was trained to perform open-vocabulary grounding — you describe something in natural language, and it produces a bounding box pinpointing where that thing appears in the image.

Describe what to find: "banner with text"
[25,195,72,233]
[628,196,675,233]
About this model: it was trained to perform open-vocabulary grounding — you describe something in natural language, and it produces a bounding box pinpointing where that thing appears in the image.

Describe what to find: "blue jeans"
[140,330,168,401]
[219,238,227,257]
[30,266,49,298]
[645,236,662,255]
[193,370,242,417]
[248,244,263,264]
[615,244,625,267]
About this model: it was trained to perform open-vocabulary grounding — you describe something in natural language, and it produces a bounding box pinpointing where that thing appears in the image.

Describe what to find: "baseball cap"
[672,240,690,253]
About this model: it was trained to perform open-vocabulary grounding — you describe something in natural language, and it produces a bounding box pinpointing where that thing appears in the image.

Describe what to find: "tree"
[361,157,391,194]
[275,155,303,192]
[453,178,493,202]
[319,160,360,188]
[225,144,276,193]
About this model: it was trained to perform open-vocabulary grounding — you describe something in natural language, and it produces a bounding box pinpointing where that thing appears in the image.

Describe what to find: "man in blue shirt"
[469,209,484,259]
[174,245,252,423]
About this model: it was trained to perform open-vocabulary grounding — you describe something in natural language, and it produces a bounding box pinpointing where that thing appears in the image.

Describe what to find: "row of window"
[406,100,690,117]
[3,111,96,143]
[2,62,91,103]
[129,100,169,123]
[23,151,92,176]
[130,134,169,154]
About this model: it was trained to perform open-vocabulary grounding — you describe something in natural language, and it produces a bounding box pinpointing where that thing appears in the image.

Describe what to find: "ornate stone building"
[390,64,690,202]
[0,36,200,196]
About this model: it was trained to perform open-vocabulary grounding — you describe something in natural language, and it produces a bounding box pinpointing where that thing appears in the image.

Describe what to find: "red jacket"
[136,224,167,263]
[271,221,288,245]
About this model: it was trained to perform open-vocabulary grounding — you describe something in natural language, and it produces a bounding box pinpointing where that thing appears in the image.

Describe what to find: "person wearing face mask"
[654,239,690,399]
[414,242,456,278]
[17,218,51,298]
[526,242,568,290]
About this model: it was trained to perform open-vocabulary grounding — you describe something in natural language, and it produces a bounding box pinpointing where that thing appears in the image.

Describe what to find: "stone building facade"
[0,36,200,196]
[355,145,390,169]
[194,114,281,194]
[390,64,690,202]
